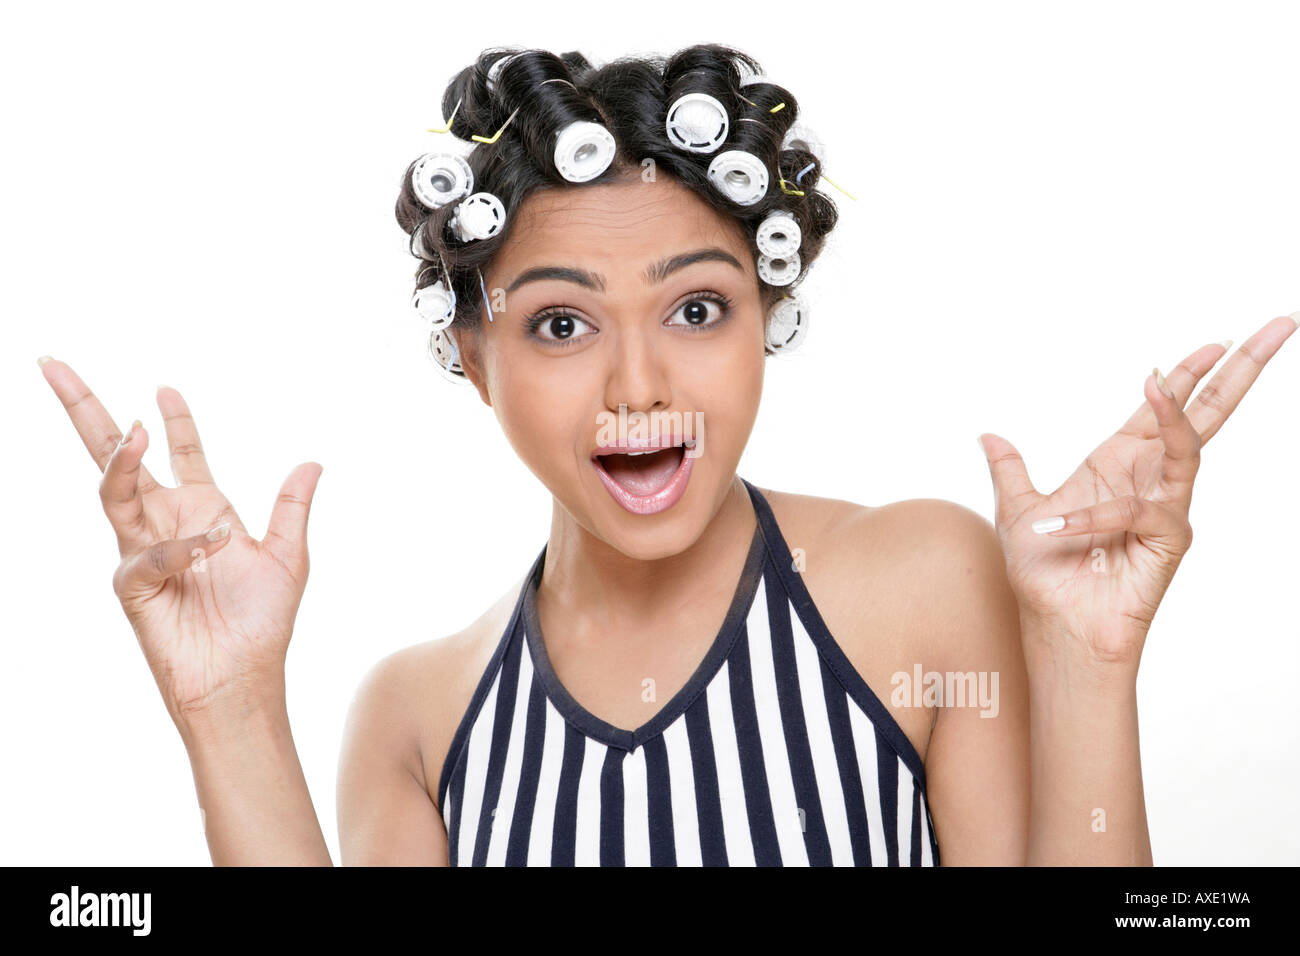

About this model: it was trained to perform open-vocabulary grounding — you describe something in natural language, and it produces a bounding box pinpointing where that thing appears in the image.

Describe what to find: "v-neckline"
[521,517,766,753]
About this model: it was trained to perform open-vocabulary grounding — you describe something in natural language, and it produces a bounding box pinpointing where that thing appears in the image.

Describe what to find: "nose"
[602,324,673,415]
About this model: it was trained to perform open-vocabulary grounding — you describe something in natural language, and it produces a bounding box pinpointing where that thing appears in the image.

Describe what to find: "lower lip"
[592,448,695,516]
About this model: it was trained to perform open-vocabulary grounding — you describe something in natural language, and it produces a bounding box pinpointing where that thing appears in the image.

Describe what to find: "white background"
[3,0,1296,866]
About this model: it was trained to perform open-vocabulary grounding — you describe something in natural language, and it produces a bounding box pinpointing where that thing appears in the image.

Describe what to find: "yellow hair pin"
[821,175,856,200]
[472,105,521,144]
[735,90,786,113]
[427,98,462,134]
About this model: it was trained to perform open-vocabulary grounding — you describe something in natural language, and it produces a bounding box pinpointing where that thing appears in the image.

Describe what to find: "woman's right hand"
[38,358,323,733]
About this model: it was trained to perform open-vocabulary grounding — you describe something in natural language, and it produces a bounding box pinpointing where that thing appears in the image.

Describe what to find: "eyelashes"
[524,290,737,347]
[524,309,594,346]
[665,291,735,330]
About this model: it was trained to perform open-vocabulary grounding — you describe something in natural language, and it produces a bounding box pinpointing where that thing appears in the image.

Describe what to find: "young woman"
[37,44,1296,866]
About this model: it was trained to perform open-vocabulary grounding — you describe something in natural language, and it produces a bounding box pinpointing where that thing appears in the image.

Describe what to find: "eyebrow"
[503,247,746,295]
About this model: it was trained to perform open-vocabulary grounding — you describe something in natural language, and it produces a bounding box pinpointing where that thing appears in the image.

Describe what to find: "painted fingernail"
[1288,311,1299,327]
[1032,516,1065,534]
[36,355,53,367]
[1217,339,1232,351]
[205,522,231,542]
[1153,367,1174,400]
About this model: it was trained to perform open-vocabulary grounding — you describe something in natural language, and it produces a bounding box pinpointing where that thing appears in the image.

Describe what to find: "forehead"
[487,174,752,284]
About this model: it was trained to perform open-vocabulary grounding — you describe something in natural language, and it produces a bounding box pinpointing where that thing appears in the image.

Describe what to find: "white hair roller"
[554,120,616,182]
[413,280,456,331]
[665,92,729,154]
[411,152,474,210]
[707,149,768,205]
[756,210,801,259]
[429,327,469,382]
[757,252,801,286]
[781,121,828,170]
[765,295,809,353]
[450,192,506,241]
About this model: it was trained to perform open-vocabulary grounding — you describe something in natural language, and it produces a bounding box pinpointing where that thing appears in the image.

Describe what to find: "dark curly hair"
[394,43,839,359]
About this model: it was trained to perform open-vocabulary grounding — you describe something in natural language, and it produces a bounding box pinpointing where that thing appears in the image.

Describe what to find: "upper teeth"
[625,443,682,456]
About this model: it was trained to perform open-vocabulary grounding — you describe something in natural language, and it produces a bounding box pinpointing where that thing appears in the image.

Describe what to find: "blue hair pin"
[478,267,494,323]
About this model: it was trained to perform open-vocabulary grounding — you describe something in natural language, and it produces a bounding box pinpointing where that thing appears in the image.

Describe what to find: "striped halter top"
[438,479,940,866]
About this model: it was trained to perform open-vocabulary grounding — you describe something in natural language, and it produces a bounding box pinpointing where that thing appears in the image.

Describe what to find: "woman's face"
[460,172,767,560]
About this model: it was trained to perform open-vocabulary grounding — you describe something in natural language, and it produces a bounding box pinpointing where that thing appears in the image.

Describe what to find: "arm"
[36,359,333,866]
[977,314,1297,865]
[179,671,333,866]
[335,593,516,865]
[179,644,456,867]
[337,649,449,866]
[1018,621,1149,865]
[911,506,1152,867]
[924,524,1150,866]
[900,501,1031,865]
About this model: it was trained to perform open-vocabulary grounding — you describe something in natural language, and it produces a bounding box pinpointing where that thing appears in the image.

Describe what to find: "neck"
[539,476,757,632]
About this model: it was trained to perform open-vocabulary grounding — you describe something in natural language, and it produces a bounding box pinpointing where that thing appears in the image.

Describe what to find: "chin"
[587,492,716,562]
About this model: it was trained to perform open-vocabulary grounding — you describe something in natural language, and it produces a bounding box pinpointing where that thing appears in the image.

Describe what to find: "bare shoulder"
[343,577,523,815]
[757,488,1016,757]
[759,488,1008,633]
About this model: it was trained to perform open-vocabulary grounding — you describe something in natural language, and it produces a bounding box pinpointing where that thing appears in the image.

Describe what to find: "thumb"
[977,432,1040,522]
[262,462,323,570]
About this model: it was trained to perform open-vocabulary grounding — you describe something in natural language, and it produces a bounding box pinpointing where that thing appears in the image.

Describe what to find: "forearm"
[1021,618,1152,866]
[177,675,333,866]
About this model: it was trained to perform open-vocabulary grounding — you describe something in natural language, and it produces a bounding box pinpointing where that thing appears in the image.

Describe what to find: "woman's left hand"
[979,313,1298,673]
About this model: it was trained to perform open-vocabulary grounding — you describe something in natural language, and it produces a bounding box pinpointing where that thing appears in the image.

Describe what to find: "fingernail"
[1288,311,1299,328]
[1152,366,1174,400]
[36,355,53,367]
[1217,339,1232,351]
[1032,516,1065,534]
[119,419,142,446]
[976,435,986,456]
[205,522,231,542]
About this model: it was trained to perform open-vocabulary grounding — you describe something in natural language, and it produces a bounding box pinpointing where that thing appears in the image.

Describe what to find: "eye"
[665,292,734,330]
[526,309,597,345]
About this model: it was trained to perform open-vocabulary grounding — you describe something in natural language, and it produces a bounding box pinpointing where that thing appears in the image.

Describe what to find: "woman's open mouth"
[591,437,697,515]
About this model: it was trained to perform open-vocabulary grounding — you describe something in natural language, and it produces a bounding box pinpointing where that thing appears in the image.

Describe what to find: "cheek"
[724,352,765,435]
[703,322,765,400]
[487,355,588,480]
[685,340,765,464]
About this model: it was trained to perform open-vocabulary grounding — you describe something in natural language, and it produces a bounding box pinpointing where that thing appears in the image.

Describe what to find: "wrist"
[1018,612,1140,701]
[175,672,289,752]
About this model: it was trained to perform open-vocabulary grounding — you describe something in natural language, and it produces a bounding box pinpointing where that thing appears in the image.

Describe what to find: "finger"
[112,522,235,599]
[1146,367,1202,505]
[100,419,153,554]
[37,357,163,494]
[1031,495,1192,552]
[1117,342,1226,438]
[1186,314,1299,445]
[262,463,324,572]
[978,432,1041,524]
[156,385,216,486]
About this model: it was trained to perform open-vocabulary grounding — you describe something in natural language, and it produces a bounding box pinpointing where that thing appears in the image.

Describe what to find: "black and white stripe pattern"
[439,479,940,866]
